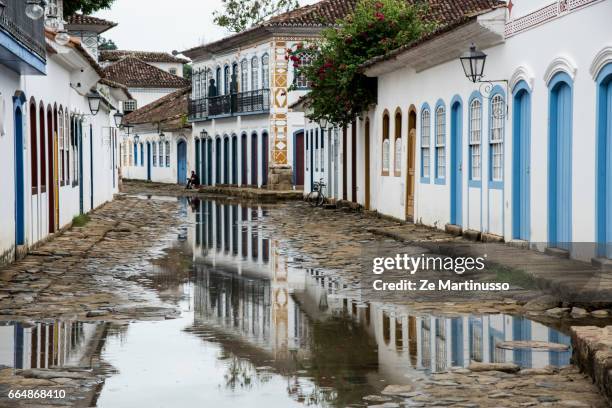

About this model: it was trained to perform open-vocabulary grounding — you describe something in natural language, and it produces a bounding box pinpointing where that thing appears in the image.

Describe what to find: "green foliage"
[213,0,299,33]
[98,36,117,51]
[183,64,193,81]
[63,0,115,16]
[72,214,90,227]
[288,0,436,127]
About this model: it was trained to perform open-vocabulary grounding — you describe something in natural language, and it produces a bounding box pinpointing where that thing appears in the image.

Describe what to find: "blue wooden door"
[231,136,237,185]
[450,101,463,226]
[146,142,151,180]
[177,140,187,184]
[513,87,531,241]
[14,104,25,246]
[549,78,572,250]
[207,139,212,185]
[597,74,612,258]
[223,137,229,184]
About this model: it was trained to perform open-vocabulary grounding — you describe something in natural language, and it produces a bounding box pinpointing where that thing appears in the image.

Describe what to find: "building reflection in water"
[0,321,102,369]
[187,199,573,404]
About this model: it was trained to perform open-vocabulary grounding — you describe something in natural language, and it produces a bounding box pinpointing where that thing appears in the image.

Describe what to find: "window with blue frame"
[469,98,482,183]
[489,94,505,184]
[133,142,138,165]
[158,142,163,166]
[435,103,446,181]
[152,142,157,166]
[165,141,170,167]
[421,107,430,181]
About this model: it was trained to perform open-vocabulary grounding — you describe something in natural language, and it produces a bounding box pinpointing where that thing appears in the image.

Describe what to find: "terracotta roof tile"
[102,57,191,89]
[100,50,189,64]
[65,14,117,34]
[124,87,191,131]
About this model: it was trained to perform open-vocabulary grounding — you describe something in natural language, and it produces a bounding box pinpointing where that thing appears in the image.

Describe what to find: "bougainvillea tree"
[287,0,436,127]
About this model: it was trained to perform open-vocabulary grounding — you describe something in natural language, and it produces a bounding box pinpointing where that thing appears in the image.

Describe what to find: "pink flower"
[375,1,384,9]
[375,11,385,21]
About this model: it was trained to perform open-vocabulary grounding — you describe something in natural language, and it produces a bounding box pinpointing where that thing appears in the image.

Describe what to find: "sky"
[93,0,318,57]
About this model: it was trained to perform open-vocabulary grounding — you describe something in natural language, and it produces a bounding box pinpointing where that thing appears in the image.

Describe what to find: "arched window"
[394,110,402,175]
[64,110,70,183]
[421,106,431,181]
[29,99,38,194]
[58,108,64,184]
[469,98,482,182]
[224,65,231,95]
[240,59,248,92]
[158,141,164,166]
[165,141,170,167]
[140,142,144,166]
[251,56,259,90]
[315,128,319,171]
[435,103,446,181]
[215,67,222,96]
[489,94,504,182]
[39,103,46,192]
[294,54,312,89]
[382,112,390,175]
[152,142,157,166]
[133,142,137,166]
[261,54,269,89]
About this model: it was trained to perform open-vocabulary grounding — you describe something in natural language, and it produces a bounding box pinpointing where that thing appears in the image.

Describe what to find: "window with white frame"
[192,69,201,99]
[469,99,482,181]
[382,113,390,174]
[315,129,319,171]
[165,141,170,167]
[262,54,269,89]
[241,59,248,92]
[435,105,446,180]
[251,57,259,90]
[394,112,402,175]
[294,54,312,89]
[129,142,134,166]
[169,67,177,75]
[140,143,144,166]
[58,110,64,184]
[152,142,157,166]
[65,113,70,183]
[490,94,504,182]
[124,99,137,113]
[306,131,309,171]
[421,108,430,179]
[158,141,163,166]
[224,65,231,95]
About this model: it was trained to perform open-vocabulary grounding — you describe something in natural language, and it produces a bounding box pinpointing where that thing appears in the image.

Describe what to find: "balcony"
[189,89,270,121]
[0,0,46,74]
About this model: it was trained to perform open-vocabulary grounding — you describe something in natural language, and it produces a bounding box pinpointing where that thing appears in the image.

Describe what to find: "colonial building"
[182,0,356,190]
[299,0,612,264]
[122,87,192,184]
[0,0,129,266]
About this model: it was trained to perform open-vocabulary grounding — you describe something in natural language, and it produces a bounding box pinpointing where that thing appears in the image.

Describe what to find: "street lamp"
[200,129,208,139]
[134,134,140,143]
[159,131,166,142]
[25,0,45,20]
[124,124,133,136]
[113,111,124,128]
[319,117,329,129]
[87,91,102,116]
[460,43,487,83]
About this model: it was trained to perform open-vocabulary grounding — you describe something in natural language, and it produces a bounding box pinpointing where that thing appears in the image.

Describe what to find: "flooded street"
[0,196,608,407]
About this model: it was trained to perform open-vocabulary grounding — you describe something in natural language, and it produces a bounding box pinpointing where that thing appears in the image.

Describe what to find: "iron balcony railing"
[189,88,270,121]
[0,0,46,61]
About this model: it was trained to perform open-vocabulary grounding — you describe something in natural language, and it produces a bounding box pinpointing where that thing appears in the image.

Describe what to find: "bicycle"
[306,178,327,207]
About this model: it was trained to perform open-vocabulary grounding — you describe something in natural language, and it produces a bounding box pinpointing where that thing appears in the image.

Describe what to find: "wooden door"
[294,131,304,186]
[406,129,416,221]
[365,119,371,210]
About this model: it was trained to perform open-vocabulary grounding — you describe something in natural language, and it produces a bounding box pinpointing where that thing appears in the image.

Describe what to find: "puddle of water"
[0,198,577,407]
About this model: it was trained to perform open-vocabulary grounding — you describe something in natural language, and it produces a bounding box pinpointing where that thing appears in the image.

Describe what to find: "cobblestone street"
[0,183,610,407]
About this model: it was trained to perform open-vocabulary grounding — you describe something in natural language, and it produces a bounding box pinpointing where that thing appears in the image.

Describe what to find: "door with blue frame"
[596,64,612,258]
[13,95,26,246]
[513,83,531,241]
[450,99,463,227]
[177,140,187,184]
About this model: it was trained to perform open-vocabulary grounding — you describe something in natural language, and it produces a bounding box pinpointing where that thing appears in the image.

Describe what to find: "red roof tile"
[124,87,191,131]
[102,57,191,89]
[100,50,189,64]
[65,14,117,34]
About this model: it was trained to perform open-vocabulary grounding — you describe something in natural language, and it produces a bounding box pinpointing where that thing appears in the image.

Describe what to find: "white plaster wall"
[121,131,186,184]
[129,88,179,110]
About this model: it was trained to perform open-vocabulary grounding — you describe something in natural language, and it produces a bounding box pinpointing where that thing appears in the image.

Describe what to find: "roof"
[183,0,354,58]
[124,87,191,131]
[65,14,117,34]
[359,0,506,71]
[99,50,189,64]
[45,28,104,76]
[102,57,191,89]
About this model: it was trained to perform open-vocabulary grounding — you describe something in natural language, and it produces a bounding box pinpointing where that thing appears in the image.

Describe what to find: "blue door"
[207,139,213,185]
[78,120,84,215]
[231,135,238,185]
[513,84,531,241]
[146,142,151,181]
[596,65,612,258]
[177,140,187,184]
[13,99,25,246]
[195,138,201,181]
[223,137,229,184]
[450,99,463,226]
[215,138,221,184]
[548,74,573,251]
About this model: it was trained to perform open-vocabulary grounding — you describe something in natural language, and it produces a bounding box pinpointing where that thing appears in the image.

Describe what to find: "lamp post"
[113,112,124,128]
[134,134,140,143]
[459,43,507,118]
[25,0,45,20]
[87,92,102,116]
[200,129,208,139]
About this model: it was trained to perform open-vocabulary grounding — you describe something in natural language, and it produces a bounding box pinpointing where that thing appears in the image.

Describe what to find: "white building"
[121,87,192,184]
[299,0,612,264]
[182,1,354,190]
[0,0,129,267]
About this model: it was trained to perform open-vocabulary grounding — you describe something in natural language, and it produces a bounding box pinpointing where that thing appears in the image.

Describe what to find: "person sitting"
[186,171,200,189]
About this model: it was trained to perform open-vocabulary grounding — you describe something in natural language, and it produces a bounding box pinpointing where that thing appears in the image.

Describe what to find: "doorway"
[13,94,26,246]
[47,107,55,233]
[146,142,152,181]
[364,119,371,210]
[261,132,269,186]
[177,139,187,184]
[406,108,417,221]
[512,83,531,241]
[596,64,612,258]
[293,130,304,187]
[450,98,463,227]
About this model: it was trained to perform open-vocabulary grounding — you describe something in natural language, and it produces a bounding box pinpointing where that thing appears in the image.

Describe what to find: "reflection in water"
[0,321,103,369]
